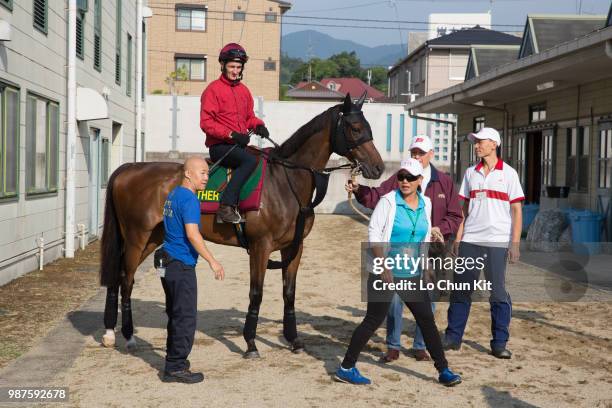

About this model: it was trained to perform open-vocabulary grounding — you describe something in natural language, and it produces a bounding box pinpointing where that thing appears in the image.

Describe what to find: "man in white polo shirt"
[444,127,523,359]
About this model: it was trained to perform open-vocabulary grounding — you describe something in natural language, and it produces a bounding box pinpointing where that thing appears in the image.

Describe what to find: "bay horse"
[99,93,384,357]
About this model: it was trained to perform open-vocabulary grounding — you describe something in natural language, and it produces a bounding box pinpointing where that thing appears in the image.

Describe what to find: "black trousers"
[161,260,197,372]
[342,275,448,372]
[209,143,258,206]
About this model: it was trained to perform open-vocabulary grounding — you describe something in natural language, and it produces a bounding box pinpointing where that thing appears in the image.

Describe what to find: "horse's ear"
[343,93,352,112]
[357,91,367,110]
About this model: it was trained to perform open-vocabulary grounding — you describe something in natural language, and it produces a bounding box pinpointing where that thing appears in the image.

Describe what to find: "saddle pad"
[198,155,267,214]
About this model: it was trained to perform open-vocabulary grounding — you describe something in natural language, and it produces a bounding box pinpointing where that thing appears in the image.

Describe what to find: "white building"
[0,1,148,285]
[428,13,492,39]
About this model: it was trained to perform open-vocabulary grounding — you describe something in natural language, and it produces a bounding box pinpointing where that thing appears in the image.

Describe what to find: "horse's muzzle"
[361,162,385,179]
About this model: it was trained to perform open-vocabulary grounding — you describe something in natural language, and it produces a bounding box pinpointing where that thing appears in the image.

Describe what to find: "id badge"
[475,191,486,200]
[156,266,166,278]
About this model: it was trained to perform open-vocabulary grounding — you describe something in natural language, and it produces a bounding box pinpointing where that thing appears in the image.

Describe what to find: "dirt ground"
[1,215,612,407]
[0,242,101,368]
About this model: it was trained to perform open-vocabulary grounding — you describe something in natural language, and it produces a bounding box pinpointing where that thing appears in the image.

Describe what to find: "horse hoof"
[291,339,305,354]
[126,337,137,351]
[243,350,261,359]
[102,330,115,348]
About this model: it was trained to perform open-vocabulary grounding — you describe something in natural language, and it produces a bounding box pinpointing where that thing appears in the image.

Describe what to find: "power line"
[147,5,526,27]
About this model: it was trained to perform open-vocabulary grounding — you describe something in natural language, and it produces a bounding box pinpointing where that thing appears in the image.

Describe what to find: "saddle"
[199,147,268,214]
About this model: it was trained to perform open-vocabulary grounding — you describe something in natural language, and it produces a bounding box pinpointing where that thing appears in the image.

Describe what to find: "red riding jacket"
[200,75,265,147]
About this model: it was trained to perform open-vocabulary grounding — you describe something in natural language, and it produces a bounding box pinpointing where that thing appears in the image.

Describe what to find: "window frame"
[529,103,547,124]
[598,124,612,189]
[33,0,48,35]
[93,0,102,72]
[265,12,277,23]
[115,0,122,86]
[0,83,20,201]
[541,129,555,187]
[25,92,60,197]
[126,33,132,96]
[566,126,590,192]
[233,11,246,21]
[174,55,207,82]
[175,7,207,32]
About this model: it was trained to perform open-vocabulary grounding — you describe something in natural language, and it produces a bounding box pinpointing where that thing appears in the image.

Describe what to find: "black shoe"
[216,204,242,224]
[162,369,204,384]
[443,338,461,351]
[491,348,512,359]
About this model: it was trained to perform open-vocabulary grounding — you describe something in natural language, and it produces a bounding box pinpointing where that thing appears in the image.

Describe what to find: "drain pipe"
[37,236,45,271]
[135,0,144,162]
[65,0,77,258]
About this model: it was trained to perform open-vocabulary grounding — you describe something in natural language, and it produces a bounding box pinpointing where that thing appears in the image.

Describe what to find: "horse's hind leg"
[281,243,305,353]
[120,241,145,350]
[243,242,272,359]
[102,286,120,347]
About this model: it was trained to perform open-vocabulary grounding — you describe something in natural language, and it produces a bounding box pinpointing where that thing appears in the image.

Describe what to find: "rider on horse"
[200,43,269,224]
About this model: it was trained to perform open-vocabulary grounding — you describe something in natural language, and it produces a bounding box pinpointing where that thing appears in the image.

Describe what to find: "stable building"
[406,12,612,239]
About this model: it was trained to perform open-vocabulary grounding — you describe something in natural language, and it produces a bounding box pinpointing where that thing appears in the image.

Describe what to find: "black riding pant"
[209,143,258,206]
[341,274,448,372]
[161,260,197,372]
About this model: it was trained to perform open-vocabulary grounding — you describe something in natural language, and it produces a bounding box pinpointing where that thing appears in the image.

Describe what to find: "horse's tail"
[99,164,130,287]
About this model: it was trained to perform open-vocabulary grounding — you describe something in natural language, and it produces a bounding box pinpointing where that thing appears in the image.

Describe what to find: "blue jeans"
[386,293,436,350]
[445,242,512,350]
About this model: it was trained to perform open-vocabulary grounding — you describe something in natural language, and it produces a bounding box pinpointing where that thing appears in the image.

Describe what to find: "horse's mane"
[275,105,340,158]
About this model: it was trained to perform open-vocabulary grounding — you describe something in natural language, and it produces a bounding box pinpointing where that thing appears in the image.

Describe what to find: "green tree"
[329,51,364,78]
[366,66,389,94]
[289,58,339,84]
[280,53,304,85]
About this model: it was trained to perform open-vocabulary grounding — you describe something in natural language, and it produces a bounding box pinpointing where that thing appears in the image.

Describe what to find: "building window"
[176,6,206,31]
[115,0,122,85]
[435,147,440,152]
[529,103,546,123]
[443,155,448,161]
[0,84,19,199]
[76,11,85,60]
[233,11,246,21]
[567,127,589,192]
[33,0,47,34]
[435,154,440,161]
[26,94,59,195]
[473,116,485,132]
[598,126,612,189]
[265,12,277,23]
[126,34,132,96]
[94,0,102,72]
[175,55,206,81]
[449,50,469,80]
[443,147,448,152]
[264,59,276,71]
[101,137,110,187]
[434,130,440,135]
[0,0,12,11]
[516,134,526,186]
[542,130,554,186]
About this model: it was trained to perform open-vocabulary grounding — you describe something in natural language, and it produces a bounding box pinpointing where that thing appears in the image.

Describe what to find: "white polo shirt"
[459,159,524,244]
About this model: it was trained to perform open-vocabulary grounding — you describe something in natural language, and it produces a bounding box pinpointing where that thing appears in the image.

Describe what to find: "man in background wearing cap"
[346,135,463,362]
[444,127,523,359]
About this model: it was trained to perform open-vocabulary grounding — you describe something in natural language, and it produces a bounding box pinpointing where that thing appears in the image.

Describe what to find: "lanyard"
[403,205,422,241]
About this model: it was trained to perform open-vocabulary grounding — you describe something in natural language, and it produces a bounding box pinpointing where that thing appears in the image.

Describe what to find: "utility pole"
[367,69,372,86]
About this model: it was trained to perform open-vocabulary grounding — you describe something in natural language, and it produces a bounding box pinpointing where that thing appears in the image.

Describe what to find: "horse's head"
[331,93,385,179]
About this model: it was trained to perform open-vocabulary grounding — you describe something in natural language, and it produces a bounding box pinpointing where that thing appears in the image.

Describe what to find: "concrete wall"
[0,1,142,286]
[145,97,428,213]
[147,0,284,100]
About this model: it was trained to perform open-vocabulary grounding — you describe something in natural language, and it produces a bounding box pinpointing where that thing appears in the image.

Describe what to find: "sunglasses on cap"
[397,172,419,182]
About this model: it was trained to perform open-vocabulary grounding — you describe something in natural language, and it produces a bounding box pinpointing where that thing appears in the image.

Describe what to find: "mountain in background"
[282,30,405,67]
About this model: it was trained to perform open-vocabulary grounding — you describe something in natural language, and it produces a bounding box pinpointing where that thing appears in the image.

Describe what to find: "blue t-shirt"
[389,191,429,278]
[163,186,201,266]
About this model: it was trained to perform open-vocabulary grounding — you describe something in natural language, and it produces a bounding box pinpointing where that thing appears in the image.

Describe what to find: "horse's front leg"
[281,243,304,353]
[243,242,272,359]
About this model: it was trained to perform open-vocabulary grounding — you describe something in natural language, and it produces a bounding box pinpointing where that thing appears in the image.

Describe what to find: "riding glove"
[254,125,270,139]
[231,131,250,147]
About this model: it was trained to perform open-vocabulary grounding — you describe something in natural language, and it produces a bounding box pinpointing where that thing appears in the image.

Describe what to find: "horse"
[99,93,385,357]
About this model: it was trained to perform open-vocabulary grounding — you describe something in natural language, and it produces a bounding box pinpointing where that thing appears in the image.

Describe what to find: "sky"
[282,0,612,47]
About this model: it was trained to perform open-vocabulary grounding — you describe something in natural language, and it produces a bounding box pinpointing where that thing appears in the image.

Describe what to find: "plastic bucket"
[522,204,539,232]
[569,210,604,255]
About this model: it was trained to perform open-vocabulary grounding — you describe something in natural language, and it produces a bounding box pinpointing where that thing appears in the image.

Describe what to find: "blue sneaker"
[438,368,462,387]
[334,366,371,385]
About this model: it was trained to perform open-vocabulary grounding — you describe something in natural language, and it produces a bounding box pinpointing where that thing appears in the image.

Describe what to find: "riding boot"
[217,204,242,224]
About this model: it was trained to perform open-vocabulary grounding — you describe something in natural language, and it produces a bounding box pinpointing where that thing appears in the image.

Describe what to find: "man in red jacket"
[346,135,463,362]
[200,43,269,223]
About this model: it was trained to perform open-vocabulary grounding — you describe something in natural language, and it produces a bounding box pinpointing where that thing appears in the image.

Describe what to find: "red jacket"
[200,75,265,147]
[354,164,463,239]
